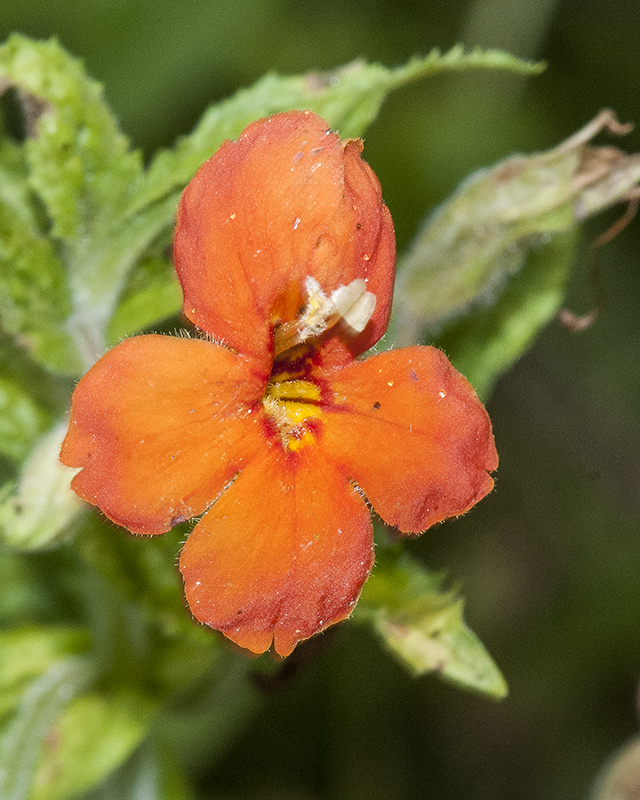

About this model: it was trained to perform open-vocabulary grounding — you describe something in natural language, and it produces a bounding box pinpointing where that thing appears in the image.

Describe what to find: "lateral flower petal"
[174,111,395,363]
[180,444,374,657]
[61,335,266,534]
[317,346,498,533]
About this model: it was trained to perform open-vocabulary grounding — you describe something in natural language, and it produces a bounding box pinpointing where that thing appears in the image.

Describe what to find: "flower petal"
[60,335,266,534]
[174,111,395,364]
[180,444,374,656]
[317,346,498,533]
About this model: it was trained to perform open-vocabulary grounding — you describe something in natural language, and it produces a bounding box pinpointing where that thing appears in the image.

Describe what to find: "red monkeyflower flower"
[61,111,498,657]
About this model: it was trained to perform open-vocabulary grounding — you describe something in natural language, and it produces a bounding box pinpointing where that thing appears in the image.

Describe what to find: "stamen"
[273,276,377,357]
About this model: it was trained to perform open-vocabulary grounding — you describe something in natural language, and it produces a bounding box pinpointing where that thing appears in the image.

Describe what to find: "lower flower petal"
[180,445,374,656]
[60,335,266,534]
[318,346,498,533]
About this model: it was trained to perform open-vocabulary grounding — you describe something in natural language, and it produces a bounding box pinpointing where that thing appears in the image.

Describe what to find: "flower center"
[272,277,377,358]
[263,277,377,452]
[262,374,323,452]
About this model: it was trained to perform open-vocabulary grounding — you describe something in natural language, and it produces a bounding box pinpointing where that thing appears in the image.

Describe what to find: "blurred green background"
[2,1,640,798]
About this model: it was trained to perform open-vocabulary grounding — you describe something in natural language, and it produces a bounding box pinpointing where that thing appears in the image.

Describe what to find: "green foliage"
[439,230,579,398]
[0,376,49,463]
[391,110,640,396]
[0,626,90,719]
[0,423,84,550]
[355,547,508,698]
[0,32,638,800]
[0,657,94,800]
[0,136,78,372]
[81,740,194,800]
[30,691,154,800]
[134,46,543,216]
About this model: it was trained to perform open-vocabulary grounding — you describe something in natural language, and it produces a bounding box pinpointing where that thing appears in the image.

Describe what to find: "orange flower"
[61,111,498,657]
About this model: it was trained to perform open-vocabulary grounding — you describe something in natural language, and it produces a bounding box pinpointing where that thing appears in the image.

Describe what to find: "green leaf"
[0,139,80,373]
[0,422,85,550]
[355,548,508,699]
[391,110,640,394]
[0,34,144,369]
[0,657,93,800]
[0,626,90,719]
[438,229,578,398]
[83,739,194,800]
[1,37,540,371]
[30,691,155,800]
[107,257,182,343]
[133,46,542,216]
[0,375,49,462]
[0,331,73,420]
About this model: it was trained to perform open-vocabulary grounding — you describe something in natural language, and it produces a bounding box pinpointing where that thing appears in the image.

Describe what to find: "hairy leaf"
[391,111,640,395]
[134,46,542,215]
[355,548,507,698]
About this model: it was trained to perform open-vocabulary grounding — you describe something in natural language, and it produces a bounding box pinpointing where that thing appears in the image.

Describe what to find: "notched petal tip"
[318,345,498,534]
[180,446,374,657]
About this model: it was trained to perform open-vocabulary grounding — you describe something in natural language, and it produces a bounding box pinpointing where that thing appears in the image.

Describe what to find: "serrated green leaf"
[0,35,140,241]
[1,37,541,372]
[355,549,507,698]
[391,111,640,394]
[0,136,80,371]
[30,691,155,800]
[0,626,90,720]
[0,422,85,550]
[0,35,146,369]
[0,202,80,372]
[0,657,93,800]
[133,46,542,216]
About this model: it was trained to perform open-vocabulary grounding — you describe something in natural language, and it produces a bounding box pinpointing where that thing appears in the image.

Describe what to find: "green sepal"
[355,547,508,699]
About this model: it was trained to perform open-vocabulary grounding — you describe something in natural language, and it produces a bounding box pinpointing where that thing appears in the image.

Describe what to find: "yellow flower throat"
[262,276,377,452]
[262,374,323,452]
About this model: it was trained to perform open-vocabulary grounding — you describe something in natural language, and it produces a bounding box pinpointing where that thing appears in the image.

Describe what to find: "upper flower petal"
[179,443,374,657]
[60,335,266,534]
[174,110,395,364]
[317,346,498,533]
